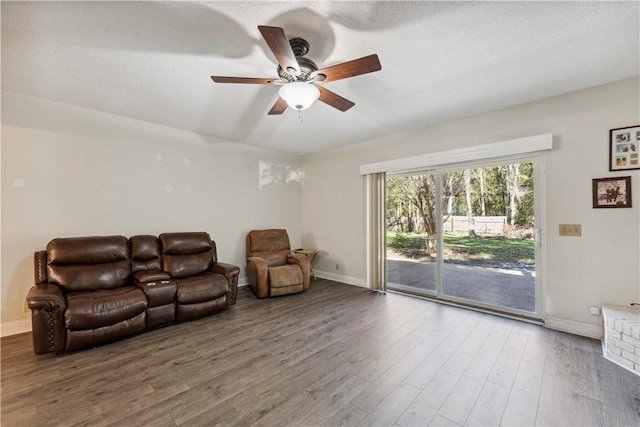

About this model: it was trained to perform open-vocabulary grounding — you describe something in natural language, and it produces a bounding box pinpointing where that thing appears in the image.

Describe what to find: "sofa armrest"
[287,253,311,291]
[247,256,269,298]
[211,262,240,305]
[211,262,240,278]
[26,283,66,355]
[27,283,65,311]
[133,270,171,283]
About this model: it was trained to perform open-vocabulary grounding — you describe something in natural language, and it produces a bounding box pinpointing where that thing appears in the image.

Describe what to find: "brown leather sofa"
[246,229,311,298]
[26,232,239,355]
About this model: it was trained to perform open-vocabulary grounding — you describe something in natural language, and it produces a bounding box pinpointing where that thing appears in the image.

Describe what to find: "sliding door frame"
[382,153,547,320]
[434,155,544,319]
[363,133,551,320]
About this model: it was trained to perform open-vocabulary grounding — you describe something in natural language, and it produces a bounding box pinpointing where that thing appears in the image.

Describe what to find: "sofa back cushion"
[130,235,162,272]
[47,236,131,291]
[160,232,213,278]
[246,229,291,267]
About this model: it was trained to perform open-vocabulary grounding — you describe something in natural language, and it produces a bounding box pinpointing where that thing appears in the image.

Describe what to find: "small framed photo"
[609,125,640,171]
[592,176,632,208]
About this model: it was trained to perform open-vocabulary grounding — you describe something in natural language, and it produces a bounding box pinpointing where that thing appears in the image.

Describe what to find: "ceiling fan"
[211,25,382,115]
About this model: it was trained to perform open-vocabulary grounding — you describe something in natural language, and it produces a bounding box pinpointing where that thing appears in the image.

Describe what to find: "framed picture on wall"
[609,125,640,171]
[592,176,632,208]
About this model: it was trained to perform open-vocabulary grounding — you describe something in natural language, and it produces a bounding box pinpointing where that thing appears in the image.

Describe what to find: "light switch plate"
[559,224,581,236]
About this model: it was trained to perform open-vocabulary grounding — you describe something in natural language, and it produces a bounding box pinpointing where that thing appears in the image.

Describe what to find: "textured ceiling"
[2,1,639,155]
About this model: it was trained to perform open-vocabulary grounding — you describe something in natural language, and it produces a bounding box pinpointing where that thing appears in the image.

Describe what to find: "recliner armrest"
[287,253,311,269]
[210,262,240,278]
[26,283,66,354]
[211,262,240,305]
[247,256,268,269]
[247,256,269,298]
[287,253,311,291]
[27,283,66,312]
[133,270,171,283]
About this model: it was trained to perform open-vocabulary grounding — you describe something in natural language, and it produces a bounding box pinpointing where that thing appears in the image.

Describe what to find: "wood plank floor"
[2,280,639,426]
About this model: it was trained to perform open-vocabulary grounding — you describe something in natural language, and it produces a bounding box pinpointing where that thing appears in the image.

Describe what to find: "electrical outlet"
[336,263,340,271]
[559,224,581,237]
[589,306,600,315]
[23,299,30,313]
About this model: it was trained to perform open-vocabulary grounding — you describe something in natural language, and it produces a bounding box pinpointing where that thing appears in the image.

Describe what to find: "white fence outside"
[445,216,506,235]
[388,216,507,235]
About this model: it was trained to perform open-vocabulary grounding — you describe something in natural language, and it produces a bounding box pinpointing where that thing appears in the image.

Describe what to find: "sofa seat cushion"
[65,287,147,330]
[268,265,303,288]
[175,272,228,304]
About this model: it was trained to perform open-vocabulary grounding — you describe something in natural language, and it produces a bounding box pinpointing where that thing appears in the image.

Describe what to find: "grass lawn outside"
[387,231,535,270]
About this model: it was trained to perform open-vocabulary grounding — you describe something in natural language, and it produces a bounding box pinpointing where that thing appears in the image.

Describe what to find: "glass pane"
[386,174,437,294]
[441,163,536,313]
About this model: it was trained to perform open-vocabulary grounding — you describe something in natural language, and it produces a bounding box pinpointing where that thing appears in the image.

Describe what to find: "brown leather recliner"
[160,232,238,321]
[29,235,148,353]
[246,229,311,298]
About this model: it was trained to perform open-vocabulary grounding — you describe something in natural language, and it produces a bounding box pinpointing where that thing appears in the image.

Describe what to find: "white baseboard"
[238,271,366,289]
[544,315,603,339]
[3,293,603,343]
[314,270,367,288]
[1,318,31,337]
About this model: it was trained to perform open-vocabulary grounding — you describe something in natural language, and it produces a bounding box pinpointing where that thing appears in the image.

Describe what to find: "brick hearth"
[602,303,640,376]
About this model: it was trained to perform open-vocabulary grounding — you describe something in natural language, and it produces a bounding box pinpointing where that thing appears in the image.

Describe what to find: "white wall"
[1,91,302,335]
[3,79,639,339]
[301,77,640,337]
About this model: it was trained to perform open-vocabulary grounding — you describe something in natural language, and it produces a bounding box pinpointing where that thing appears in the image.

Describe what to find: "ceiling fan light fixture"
[279,82,320,111]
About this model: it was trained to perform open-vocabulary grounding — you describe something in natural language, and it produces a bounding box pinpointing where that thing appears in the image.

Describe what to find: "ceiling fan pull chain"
[298,109,303,122]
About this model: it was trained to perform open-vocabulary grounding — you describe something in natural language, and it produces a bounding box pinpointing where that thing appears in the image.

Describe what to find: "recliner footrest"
[65,287,147,330]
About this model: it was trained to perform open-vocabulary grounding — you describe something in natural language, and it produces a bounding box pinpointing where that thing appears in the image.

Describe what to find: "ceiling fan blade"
[211,76,275,84]
[317,86,355,112]
[268,97,288,115]
[258,25,300,76]
[315,54,381,83]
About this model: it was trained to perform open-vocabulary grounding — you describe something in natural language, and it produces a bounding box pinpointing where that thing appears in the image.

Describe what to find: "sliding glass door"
[386,159,540,318]
[386,173,437,295]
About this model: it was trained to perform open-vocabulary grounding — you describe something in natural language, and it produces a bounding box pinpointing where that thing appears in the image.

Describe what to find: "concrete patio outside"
[387,255,536,313]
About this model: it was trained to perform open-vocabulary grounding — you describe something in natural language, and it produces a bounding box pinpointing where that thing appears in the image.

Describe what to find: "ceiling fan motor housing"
[277,38,318,82]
